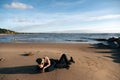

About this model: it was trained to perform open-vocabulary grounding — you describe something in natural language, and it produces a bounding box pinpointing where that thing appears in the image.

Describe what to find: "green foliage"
[0,28,16,34]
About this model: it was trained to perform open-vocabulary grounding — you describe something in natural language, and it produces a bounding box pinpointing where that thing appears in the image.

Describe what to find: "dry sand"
[0,43,120,80]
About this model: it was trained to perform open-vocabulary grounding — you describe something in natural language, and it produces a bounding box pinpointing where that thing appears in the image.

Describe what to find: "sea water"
[0,33,120,44]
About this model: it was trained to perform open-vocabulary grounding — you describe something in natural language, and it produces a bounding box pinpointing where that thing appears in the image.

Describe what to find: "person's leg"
[55,54,70,69]
[69,57,75,63]
[58,54,70,65]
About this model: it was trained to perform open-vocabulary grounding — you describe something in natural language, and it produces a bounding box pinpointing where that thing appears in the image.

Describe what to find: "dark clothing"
[44,59,56,72]
[58,54,69,64]
[36,54,71,72]
[55,54,70,68]
[45,54,70,72]
[36,59,56,72]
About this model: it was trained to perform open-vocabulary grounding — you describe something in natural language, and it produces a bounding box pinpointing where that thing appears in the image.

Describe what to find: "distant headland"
[0,28,17,34]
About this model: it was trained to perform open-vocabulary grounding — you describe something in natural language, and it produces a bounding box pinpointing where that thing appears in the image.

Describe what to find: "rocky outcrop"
[107,37,120,48]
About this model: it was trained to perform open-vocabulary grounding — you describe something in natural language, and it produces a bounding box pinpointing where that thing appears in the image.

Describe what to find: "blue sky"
[0,0,120,33]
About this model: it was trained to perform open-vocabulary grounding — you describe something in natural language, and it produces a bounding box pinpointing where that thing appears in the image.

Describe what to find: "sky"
[0,0,120,33]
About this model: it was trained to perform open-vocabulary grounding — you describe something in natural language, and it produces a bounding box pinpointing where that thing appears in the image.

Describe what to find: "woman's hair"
[36,58,42,64]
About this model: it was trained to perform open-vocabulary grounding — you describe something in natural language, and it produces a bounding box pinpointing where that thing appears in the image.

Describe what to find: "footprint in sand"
[0,75,5,80]
[0,58,5,62]
[21,52,34,56]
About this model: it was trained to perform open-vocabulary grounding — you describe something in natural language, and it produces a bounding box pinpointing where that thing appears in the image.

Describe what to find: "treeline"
[0,28,17,34]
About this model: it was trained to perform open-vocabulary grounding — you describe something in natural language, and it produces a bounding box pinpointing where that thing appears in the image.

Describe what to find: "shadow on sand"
[90,43,120,63]
[0,65,41,74]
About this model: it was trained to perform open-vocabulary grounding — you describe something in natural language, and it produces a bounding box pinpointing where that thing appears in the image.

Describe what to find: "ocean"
[0,33,120,44]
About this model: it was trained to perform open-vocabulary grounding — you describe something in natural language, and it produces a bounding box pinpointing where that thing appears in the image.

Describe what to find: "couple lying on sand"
[36,54,75,72]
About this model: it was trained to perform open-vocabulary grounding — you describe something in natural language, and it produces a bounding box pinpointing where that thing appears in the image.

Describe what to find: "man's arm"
[43,56,51,72]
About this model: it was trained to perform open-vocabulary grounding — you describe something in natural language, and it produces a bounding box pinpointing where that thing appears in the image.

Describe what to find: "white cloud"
[87,14,120,21]
[12,13,120,32]
[36,12,120,22]
[17,19,29,22]
[53,0,85,6]
[54,21,120,33]
[4,2,33,9]
[8,9,120,33]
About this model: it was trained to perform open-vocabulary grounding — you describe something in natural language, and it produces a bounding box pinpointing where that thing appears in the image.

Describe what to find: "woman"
[36,54,75,72]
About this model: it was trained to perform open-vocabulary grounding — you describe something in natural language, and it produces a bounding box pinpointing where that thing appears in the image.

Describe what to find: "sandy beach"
[0,43,120,80]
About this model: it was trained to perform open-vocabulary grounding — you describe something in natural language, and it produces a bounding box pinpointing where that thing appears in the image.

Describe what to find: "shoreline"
[0,33,120,44]
[0,43,120,80]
